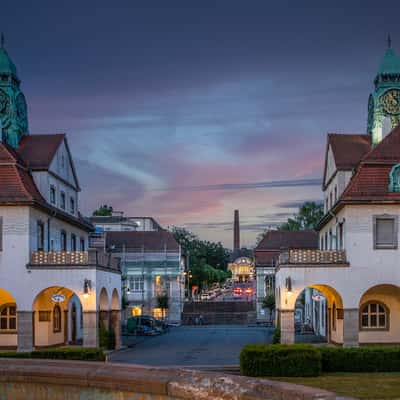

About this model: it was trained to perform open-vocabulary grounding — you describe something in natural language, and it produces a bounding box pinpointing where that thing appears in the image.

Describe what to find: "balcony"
[28,250,120,272]
[278,249,348,267]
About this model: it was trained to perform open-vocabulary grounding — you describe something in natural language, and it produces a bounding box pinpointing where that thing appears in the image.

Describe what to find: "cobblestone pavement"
[110,325,273,367]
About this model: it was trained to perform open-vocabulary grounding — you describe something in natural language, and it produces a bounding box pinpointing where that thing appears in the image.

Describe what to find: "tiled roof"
[327,133,371,170]
[255,230,318,251]
[253,249,280,267]
[106,231,180,251]
[341,125,400,202]
[17,133,65,170]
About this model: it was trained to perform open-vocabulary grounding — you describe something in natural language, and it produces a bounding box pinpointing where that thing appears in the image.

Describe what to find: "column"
[83,311,99,347]
[17,311,34,352]
[343,308,359,347]
[111,310,122,350]
[99,310,110,329]
[280,309,295,344]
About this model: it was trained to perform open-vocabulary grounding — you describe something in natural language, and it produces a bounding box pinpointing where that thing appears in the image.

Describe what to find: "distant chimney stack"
[234,209,240,251]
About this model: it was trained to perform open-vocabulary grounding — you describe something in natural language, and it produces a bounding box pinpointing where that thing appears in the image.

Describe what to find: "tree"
[93,204,113,216]
[170,226,231,290]
[278,201,323,231]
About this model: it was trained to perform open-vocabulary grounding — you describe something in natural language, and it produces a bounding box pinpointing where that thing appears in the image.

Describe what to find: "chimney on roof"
[233,209,240,251]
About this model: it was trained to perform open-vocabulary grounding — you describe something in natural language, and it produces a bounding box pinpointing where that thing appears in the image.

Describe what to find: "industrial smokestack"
[233,209,240,251]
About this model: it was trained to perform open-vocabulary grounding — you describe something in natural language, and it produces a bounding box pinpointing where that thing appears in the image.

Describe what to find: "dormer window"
[60,191,66,210]
[389,163,400,192]
[50,186,56,205]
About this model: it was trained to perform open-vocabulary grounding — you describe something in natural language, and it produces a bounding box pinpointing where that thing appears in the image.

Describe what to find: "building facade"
[106,231,185,323]
[0,41,121,351]
[276,44,400,346]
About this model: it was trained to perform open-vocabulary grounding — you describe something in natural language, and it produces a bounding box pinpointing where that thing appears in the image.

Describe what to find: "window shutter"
[376,218,395,246]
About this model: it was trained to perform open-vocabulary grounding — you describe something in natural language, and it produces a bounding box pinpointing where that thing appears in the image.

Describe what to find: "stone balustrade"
[29,250,120,271]
[0,358,352,400]
[278,249,348,266]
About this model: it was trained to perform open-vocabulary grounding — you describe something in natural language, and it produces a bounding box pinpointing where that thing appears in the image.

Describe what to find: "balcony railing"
[29,250,120,272]
[278,249,347,266]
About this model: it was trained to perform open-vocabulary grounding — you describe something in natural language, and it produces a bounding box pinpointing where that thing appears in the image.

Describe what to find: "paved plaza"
[110,325,273,367]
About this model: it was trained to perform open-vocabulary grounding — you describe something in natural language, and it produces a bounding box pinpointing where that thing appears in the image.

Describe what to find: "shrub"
[0,348,105,361]
[272,326,281,344]
[240,344,321,377]
[320,346,400,373]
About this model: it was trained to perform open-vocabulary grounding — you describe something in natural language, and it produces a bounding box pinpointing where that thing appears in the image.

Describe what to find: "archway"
[99,288,110,330]
[0,288,17,348]
[32,286,82,347]
[359,284,400,345]
[110,288,121,349]
[294,284,343,344]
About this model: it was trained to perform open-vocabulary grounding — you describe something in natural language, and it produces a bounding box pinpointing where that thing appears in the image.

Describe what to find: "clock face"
[0,89,9,116]
[381,89,400,115]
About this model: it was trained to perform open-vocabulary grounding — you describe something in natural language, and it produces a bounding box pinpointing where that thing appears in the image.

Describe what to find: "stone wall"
[0,358,352,400]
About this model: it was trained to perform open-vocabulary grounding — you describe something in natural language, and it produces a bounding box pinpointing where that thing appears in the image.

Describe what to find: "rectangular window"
[60,231,67,251]
[80,238,85,251]
[129,276,144,292]
[38,311,51,322]
[50,186,56,204]
[374,216,398,249]
[37,221,45,251]
[70,197,75,214]
[71,234,77,251]
[60,192,66,210]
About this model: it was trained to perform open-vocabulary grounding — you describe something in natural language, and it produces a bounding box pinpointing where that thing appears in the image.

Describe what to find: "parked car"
[127,315,169,335]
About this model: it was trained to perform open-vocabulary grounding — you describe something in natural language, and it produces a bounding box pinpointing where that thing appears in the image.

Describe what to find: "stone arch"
[0,288,18,349]
[32,286,81,348]
[111,288,120,311]
[98,287,110,330]
[110,288,121,350]
[358,284,400,345]
[293,284,344,345]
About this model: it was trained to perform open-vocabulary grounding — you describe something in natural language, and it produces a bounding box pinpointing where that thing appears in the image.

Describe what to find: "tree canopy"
[170,226,231,290]
[257,201,323,244]
[92,204,114,216]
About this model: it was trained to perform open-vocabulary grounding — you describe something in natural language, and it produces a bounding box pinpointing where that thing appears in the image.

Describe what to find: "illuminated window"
[131,307,142,317]
[360,302,388,330]
[0,304,17,331]
[152,308,163,319]
[39,311,51,322]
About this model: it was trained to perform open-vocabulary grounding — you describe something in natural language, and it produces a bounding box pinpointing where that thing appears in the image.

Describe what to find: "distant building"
[106,231,185,323]
[254,230,318,323]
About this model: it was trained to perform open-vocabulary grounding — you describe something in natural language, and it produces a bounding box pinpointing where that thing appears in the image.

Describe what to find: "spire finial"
[0,33,4,49]
[388,34,392,49]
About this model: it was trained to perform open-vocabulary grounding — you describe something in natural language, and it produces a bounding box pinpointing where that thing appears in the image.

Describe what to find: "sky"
[1,1,399,248]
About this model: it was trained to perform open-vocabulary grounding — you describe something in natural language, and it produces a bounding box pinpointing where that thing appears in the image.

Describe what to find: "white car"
[200,293,211,300]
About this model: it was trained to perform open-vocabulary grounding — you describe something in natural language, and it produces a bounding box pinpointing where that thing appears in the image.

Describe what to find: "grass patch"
[272,372,400,400]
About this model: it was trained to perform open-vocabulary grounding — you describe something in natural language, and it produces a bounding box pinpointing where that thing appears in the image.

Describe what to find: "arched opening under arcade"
[99,287,110,330]
[32,286,83,348]
[293,284,343,345]
[0,288,17,349]
[359,284,400,345]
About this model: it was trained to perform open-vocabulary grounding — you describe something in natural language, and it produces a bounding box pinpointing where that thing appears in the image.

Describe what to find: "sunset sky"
[1,1,399,247]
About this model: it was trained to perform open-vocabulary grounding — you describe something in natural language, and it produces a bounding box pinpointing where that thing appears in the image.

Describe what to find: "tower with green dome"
[368,36,400,145]
[0,34,28,148]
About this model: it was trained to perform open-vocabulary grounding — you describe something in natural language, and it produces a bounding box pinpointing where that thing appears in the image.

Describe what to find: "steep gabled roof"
[106,230,180,251]
[17,134,65,170]
[254,230,318,266]
[340,124,400,202]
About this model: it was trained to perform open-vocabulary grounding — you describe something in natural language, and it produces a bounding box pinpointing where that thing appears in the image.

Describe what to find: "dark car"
[127,315,169,336]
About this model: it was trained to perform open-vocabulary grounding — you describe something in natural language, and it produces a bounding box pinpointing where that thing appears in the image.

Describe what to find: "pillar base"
[83,311,99,348]
[111,310,122,350]
[280,309,295,344]
[343,308,359,347]
[17,311,34,352]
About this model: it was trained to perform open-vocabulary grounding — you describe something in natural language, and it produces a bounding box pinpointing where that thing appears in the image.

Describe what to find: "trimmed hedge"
[240,344,321,377]
[320,346,400,373]
[0,348,105,361]
[272,327,281,344]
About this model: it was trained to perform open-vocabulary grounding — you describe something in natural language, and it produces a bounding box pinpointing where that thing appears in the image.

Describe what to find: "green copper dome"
[378,48,400,75]
[0,47,17,76]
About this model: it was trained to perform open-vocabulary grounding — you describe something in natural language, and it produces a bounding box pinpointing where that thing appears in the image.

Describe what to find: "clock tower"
[368,37,400,146]
[0,35,28,148]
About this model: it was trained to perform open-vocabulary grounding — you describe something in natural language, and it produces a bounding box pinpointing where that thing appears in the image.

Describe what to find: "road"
[110,325,273,367]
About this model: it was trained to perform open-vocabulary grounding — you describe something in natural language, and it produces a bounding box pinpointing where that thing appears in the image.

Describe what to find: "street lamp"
[83,279,92,299]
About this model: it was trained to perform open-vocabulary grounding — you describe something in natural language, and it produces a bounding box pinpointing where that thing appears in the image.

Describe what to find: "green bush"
[240,344,321,377]
[272,326,281,344]
[0,348,105,361]
[320,346,400,373]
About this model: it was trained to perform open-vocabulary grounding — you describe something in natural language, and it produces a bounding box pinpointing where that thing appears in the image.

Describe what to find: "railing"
[30,250,120,271]
[278,249,347,265]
